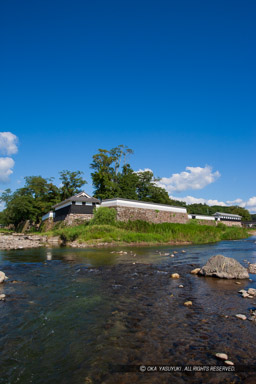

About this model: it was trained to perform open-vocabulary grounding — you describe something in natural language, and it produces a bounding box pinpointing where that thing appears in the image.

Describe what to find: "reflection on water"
[0,237,256,383]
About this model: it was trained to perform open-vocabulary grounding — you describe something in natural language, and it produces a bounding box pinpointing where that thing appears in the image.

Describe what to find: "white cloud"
[158,166,220,193]
[0,132,18,155]
[0,157,15,183]
[171,195,256,214]
[171,195,226,206]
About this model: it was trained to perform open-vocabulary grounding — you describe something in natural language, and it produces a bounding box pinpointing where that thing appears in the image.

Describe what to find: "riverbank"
[0,221,249,250]
[45,221,248,248]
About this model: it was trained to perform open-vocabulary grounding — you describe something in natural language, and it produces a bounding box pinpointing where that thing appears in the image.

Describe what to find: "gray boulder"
[199,255,249,279]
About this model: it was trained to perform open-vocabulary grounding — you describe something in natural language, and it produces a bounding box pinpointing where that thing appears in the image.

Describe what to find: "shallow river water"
[1,237,256,384]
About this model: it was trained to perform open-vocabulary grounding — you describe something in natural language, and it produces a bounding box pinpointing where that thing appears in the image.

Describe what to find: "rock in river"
[171,273,180,279]
[215,353,228,360]
[199,255,249,279]
[248,263,256,274]
[0,271,8,283]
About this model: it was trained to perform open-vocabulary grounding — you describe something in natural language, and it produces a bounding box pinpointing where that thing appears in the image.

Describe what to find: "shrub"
[217,222,226,230]
[90,207,117,226]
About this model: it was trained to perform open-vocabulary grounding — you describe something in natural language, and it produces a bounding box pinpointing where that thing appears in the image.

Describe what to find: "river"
[1,237,256,384]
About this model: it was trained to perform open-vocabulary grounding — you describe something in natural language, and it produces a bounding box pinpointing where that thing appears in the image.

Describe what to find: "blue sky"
[0,0,255,211]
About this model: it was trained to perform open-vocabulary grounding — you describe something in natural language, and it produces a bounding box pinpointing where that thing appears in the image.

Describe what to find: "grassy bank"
[42,220,249,245]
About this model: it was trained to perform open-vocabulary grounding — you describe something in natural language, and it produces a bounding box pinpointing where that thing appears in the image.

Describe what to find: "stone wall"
[64,213,93,226]
[113,206,189,224]
[194,220,216,226]
[220,220,242,227]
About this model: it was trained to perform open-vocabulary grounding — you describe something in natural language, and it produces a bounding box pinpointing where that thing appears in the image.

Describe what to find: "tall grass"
[43,219,249,245]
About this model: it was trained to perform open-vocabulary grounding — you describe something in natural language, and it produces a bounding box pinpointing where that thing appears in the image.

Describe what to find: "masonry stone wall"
[194,220,216,226]
[220,220,242,227]
[64,213,93,226]
[113,206,188,224]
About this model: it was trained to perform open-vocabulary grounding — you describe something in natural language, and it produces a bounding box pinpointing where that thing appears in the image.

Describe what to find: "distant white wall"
[188,214,215,221]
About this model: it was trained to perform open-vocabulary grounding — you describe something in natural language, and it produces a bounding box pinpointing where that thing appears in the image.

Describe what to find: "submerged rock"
[199,255,249,279]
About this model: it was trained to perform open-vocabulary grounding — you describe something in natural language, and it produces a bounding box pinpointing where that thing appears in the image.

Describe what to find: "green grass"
[41,220,249,245]
[0,228,14,233]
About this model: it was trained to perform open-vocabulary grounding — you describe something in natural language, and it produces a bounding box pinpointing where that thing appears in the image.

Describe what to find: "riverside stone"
[0,294,6,301]
[235,314,247,320]
[199,255,249,279]
[0,234,47,250]
[184,301,192,306]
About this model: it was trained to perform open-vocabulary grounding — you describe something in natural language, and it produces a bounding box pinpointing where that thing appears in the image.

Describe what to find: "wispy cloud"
[158,166,220,193]
[171,195,256,213]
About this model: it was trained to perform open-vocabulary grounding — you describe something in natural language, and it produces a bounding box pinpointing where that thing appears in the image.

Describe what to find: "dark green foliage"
[90,145,136,200]
[59,170,87,200]
[90,207,117,225]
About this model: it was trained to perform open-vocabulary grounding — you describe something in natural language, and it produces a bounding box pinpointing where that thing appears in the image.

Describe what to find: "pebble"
[225,360,234,366]
[184,301,192,306]
[170,254,175,257]
[171,273,180,279]
[181,250,186,253]
[235,314,247,320]
[215,353,228,360]
[190,268,201,275]
[235,281,242,285]
[0,294,6,301]
[178,285,184,288]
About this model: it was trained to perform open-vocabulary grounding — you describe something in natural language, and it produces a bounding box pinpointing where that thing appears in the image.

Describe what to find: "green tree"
[90,145,135,199]
[136,170,172,204]
[59,170,87,200]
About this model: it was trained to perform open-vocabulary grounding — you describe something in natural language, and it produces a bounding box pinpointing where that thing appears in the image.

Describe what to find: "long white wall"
[101,199,187,213]
[188,214,215,221]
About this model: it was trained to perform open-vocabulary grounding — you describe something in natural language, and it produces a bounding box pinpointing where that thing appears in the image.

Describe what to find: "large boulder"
[199,255,249,279]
